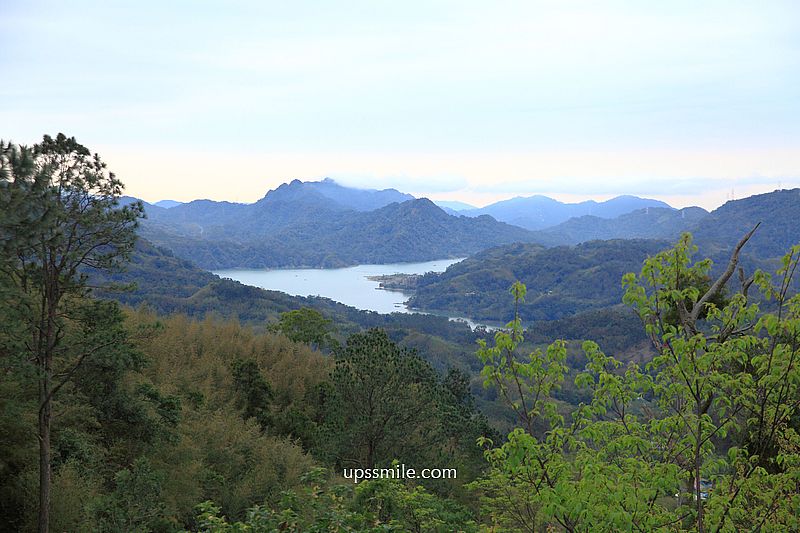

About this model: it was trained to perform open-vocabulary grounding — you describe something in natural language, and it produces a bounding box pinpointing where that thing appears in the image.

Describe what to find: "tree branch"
[689,223,760,325]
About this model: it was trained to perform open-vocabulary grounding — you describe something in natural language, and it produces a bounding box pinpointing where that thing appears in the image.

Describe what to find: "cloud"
[469,175,798,198]
[329,173,468,194]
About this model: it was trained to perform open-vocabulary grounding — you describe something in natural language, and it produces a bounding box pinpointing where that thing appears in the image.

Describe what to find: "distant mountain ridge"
[153,199,182,208]
[691,188,800,261]
[528,206,708,246]
[434,200,477,212]
[140,180,672,236]
[128,179,797,273]
[141,178,411,238]
[134,180,538,269]
[462,194,673,230]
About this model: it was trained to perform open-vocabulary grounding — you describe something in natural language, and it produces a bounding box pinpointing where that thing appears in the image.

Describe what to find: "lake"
[214,258,465,315]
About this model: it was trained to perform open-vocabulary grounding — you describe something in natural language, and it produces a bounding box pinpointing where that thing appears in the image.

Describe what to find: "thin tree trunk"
[367,439,375,470]
[38,370,51,533]
[695,416,703,532]
[38,275,57,533]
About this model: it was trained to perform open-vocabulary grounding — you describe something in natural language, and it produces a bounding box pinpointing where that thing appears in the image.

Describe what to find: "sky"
[2,0,800,210]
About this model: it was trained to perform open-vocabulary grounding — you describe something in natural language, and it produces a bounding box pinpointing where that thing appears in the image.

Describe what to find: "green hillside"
[409,240,667,322]
[530,206,707,246]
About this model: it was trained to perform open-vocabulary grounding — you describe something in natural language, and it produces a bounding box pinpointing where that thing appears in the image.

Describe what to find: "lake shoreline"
[213,258,464,315]
[213,257,500,330]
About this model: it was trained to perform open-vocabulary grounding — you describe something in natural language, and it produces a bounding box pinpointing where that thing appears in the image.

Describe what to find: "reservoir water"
[214,258,464,315]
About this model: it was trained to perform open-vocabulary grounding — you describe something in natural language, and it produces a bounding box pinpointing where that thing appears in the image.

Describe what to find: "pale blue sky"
[2,1,799,208]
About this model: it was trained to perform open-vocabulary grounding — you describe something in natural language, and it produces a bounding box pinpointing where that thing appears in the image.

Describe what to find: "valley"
[6,5,800,529]
[123,180,799,330]
[5,150,800,533]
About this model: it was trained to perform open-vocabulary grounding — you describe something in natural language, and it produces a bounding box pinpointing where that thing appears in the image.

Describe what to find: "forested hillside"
[528,206,708,246]
[409,240,668,322]
[691,188,800,260]
[89,236,494,374]
[1,305,496,531]
[409,189,800,323]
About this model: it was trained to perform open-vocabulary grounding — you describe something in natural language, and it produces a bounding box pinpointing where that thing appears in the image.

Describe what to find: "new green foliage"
[268,307,336,350]
[472,233,800,531]
[192,467,477,533]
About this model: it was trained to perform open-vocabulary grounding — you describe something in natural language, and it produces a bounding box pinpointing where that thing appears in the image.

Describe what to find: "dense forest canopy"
[410,240,670,322]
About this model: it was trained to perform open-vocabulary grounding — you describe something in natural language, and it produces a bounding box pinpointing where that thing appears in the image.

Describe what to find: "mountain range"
[131,178,699,269]
[528,206,709,246]
[407,188,800,323]
[459,194,673,230]
[131,180,534,269]
[129,178,798,277]
[153,199,182,208]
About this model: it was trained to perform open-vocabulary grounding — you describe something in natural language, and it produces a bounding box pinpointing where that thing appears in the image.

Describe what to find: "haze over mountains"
[153,199,182,209]
[458,194,673,230]
[145,181,675,231]
[433,200,477,213]
[408,188,800,323]
[131,179,532,269]
[528,206,709,246]
[128,178,798,275]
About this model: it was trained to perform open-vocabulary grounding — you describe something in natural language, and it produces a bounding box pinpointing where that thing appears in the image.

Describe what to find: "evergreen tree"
[0,134,143,533]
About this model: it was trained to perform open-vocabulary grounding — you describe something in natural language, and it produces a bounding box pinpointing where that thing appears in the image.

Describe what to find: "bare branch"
[689,223,760,325]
